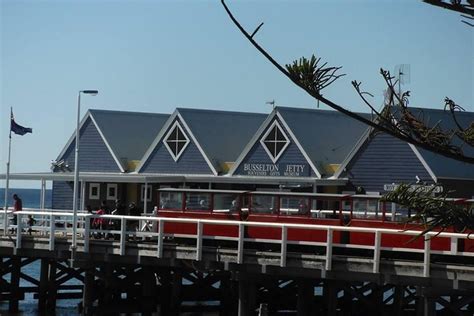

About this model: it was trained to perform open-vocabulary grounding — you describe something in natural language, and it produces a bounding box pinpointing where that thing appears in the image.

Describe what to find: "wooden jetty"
[1,210,474,315]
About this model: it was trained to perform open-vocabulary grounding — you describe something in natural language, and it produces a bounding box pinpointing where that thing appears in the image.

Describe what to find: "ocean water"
[0,188,52,209]
[0,188,79,315]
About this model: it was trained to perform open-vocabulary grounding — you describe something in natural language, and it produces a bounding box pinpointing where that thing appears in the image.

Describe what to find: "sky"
[1,0,473,189]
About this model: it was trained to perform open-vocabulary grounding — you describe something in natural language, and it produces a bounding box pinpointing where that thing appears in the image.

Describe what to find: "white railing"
[4,209,474,278]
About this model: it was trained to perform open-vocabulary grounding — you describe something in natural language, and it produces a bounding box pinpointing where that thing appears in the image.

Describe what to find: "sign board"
[242,163,309,177]
[383,184,443,193]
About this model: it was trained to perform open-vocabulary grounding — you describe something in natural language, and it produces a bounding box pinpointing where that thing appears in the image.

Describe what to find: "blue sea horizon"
[0,188,52,209]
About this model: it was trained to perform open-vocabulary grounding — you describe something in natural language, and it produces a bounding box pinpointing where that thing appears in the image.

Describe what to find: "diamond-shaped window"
[163,121,190,161]
[260,120,290,163]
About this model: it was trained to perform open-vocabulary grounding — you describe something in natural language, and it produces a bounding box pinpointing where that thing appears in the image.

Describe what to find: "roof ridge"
[89,108,170,116]
[177,107,267,116]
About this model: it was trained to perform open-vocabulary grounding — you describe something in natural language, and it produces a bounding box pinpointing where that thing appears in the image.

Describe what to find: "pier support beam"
[82,268,94,316]
[46,259,57,311]
[296,279,313,316]
[238,272,256,316]
[38,258,49,311]
[8,256,20,312]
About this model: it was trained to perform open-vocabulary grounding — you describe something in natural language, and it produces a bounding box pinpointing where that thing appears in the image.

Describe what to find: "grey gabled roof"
[90,109,169,170]
[177,108,267,173]
[276,106,372,176]
[405,107,474,180]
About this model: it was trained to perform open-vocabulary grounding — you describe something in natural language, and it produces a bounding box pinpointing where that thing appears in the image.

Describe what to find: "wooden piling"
[82,268,94,316]
[8,256,20,312]
[238,272,256,316]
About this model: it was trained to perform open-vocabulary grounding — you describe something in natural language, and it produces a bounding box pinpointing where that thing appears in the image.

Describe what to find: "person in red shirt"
[10,194,22,233]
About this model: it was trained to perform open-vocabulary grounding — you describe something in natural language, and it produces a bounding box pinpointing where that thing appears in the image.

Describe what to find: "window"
[163,121,190,161]
[89,183,100,200]
[260,120,290,163]
[141,184,152,202]
[107,184,118,200]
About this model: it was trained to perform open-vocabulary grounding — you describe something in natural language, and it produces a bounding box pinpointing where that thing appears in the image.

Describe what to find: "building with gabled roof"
[335,107,474,197]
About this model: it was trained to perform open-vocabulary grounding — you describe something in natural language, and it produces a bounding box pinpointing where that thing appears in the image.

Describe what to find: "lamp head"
[81,90,99,96]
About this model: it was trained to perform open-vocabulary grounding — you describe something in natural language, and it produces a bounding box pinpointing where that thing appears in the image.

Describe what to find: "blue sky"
[1,0,473,189]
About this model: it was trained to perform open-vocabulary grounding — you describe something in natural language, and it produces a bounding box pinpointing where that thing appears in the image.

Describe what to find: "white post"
[80,180,86,213]
[157,220,164,258]
[3,108,13,235]
[280,226,287,267]
[237,223,244,264]
[325,227,333,271]
[196,221,203,261]
[423,236,431,277]
[373,230,381,273]
[72,92,81,259]
[40,179,46,210]
[391,202,396,221]
[15,213,21,249]
[143,179,148,214]
[49,214,55,251]
[120,217,126,256]
[83,214,90,253]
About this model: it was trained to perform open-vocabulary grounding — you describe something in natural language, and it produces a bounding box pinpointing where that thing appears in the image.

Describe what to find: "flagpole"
[3,107,13,235]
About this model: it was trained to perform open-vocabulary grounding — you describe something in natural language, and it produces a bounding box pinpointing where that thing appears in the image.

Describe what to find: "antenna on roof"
[266,99,276,109]
[394,64,411,104]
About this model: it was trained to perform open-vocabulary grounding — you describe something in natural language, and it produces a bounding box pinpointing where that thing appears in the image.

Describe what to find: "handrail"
[3,210,474,279]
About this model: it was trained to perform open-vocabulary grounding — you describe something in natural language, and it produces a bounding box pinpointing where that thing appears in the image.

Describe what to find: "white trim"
[177,112,219,176]
[333,126,373,179]
[276,112,322,179]
[162,120,190,162]
[56,111,93,161]
[106,183,118,200]
[141,184,152,202]
[89,183,100,200]
[259,120,290,163]
[408,144,438,183]
[136,111,178,172]
[228,110,277,176]
[89,114,126,173]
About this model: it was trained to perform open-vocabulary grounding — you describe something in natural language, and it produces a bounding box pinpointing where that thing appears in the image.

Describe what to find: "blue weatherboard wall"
[59,117,121,172]
[234,118,316,177]
[140,118,213,175]
[52,181,77,210]
[344,132,434,193]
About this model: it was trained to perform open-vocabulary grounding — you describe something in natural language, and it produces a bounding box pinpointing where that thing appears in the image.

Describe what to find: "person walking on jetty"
[10,194,22,233]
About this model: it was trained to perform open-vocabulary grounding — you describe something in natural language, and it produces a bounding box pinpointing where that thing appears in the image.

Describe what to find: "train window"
[280,197,309,216]
[251,195,277,214]
[213,194,242,213]
[159,192,183,210]
[186,193,211,212]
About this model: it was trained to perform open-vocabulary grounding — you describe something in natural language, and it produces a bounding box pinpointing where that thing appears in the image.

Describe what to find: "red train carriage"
[156,188,474,252]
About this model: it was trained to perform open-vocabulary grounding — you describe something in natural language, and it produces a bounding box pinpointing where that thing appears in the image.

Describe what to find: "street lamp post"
[71,90,98,263]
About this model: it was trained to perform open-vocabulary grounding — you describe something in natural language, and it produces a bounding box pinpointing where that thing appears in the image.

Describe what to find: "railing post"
[423,236,431,277]
[450,236,458,255]
[237,223,244,264]
[49,214,55,251]
[120,217,126,256]
[280,226,287,267]
[373,230,381,273]
[15,213,22,249]
[325,227,333,271]
[83,215,90,253]
[157,220,164,258]
[196,221,203,261]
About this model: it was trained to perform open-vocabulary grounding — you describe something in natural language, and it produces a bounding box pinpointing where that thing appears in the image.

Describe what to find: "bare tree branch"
[423,0,474,25]
[221,0,474,163]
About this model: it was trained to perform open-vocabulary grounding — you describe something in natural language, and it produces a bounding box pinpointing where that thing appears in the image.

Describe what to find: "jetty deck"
[1,210,474,315]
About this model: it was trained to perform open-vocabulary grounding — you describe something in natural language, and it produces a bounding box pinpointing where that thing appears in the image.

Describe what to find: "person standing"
[11,194,22,233]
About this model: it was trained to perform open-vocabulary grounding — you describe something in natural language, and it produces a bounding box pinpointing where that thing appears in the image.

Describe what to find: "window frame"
[106,183,118,200]
[141,184,152,202]
[260,120,290,163]
[89,183,100,200]
[163,121,190,162]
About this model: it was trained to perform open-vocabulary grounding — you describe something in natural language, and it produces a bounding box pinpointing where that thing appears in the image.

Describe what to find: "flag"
[10,111,32,136]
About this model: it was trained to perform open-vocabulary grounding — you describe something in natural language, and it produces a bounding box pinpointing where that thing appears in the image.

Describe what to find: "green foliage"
[285,54,344,94]
[382,183,474,235]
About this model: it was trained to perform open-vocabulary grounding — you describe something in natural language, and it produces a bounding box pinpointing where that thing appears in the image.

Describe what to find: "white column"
[143,179,148,214]
[80,181,86,212]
